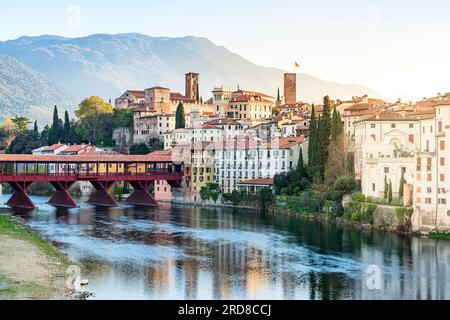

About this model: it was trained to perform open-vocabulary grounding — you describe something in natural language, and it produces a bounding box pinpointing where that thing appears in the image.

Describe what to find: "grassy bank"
[428,232,450,241]
[0,215,71,300]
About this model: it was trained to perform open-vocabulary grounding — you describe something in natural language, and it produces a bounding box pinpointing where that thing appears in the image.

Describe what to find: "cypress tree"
[298,148,305,178]
[277,87,281,101]
[308,104,316,166]
[331,106,341,142]
[399,171,406,198]
[388,180,393,204]
[64,111,70,135]
[175,103,186,129]
[33,121,38,133]
[319,96,332,160]
[384,176,388,199]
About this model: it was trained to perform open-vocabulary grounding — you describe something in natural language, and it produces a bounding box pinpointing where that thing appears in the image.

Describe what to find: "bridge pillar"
[6,181,35,210]
[125,181,157,207]
[48,181,78,209]
[87,181,118,207]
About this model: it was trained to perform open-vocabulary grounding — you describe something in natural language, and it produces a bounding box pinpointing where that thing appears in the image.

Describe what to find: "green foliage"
[343,202,377,224]
[113,109,134,129]
[11,116,31,132]
[428,232,450,241]
[399,171,406,198]
[48,105,65,145]
[175,103,186,129]
[308,104,317,166]
[384,176,388,199]
[259,188,274,212]
[199,183,221,203]
[75,97,114,144]
[351,192,366,202]
[113,185,125,202]
[8,130,41,154]
[388,180,393,204]
[223,190,246,207]
[129,143,151,155]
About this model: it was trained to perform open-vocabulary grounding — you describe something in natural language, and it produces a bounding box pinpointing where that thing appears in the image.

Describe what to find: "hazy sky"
[1,0,449,101]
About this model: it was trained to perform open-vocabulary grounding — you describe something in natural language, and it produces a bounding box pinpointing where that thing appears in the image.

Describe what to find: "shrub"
[351,193,366,202]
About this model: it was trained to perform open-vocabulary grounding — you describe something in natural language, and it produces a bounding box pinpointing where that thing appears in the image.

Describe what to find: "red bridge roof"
[0,151,175,163]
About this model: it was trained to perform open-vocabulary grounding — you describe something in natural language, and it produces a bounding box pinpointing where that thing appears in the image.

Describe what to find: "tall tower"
[185,72,200,102]
[284,73,297,105]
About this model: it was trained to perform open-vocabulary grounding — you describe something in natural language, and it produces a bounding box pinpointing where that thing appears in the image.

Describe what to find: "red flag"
[295,62,300,68]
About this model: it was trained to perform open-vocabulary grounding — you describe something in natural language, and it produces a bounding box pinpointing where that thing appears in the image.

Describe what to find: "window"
[409,124,414,129]
[372,183,376,192]
[440,174,445,182]
[384,167,389,174]
[427,173,432,181]
[440,157,445,166]
[417,173,421,181]
[417,187,422,193]
[440,141,445,150]
[409,135,414,143]
[425,198,432,204]
[427,187,432,194]
[371,124,376,129]
[439,198,447,205]
[417,197,422,204]
[439,121,443,132]
[391,124,396,129]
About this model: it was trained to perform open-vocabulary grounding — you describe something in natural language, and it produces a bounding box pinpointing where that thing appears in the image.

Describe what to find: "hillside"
[0,34,385,104]
[0,55,78,125]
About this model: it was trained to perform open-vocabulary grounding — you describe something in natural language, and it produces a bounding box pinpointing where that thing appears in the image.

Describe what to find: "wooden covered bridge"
[0,152,184,210]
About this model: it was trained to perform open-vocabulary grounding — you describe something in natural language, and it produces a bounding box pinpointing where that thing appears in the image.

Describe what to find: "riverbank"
[0,214,71,300]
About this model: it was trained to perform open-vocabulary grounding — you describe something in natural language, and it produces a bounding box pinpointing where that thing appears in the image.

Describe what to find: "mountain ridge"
[0,33,386,105]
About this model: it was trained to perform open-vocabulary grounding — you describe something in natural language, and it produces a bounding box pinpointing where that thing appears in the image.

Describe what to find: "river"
[1,195,449,300]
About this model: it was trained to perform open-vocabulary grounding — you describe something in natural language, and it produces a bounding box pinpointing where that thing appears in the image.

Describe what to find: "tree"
[175,103,186,129]
[331,107,342,142]
[48,106,64,145]
[384,176,388,199]
[129,143,151,155]
[277,87,281,101]
[76,97,114,144]
[40,125,51,145]
[399,171,406,198]
[308,104,316,165]
[33,121,38,133]
[8,130,41,154]
[317,96,332,179]
[11,116,31,132]
[388,180,393,203]
[259,188,274,212]
[298,148,306,178]
[64,111,71,136]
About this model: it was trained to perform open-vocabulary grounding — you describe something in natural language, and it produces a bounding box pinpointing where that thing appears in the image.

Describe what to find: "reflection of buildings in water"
[355,236,450,300]
[144,260,175,297]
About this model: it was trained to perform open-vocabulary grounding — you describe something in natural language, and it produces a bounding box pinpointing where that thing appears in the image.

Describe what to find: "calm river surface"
[1,195,449,300]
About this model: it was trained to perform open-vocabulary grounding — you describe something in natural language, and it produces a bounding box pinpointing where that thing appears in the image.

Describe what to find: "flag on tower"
[295,62,300,68]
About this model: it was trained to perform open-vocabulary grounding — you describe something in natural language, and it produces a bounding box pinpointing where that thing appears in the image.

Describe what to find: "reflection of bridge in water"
[0,153,184,210]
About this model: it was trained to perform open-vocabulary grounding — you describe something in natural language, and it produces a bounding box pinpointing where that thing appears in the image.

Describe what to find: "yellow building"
[190,142,216,194]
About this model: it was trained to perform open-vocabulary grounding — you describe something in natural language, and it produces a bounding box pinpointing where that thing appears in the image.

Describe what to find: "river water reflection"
[2,195,449,300]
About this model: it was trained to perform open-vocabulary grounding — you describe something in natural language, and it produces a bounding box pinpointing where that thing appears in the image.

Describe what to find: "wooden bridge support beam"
[6,181,35,210]
[48,181,78,209]
[125,180,157,207]
[87,181,118,207]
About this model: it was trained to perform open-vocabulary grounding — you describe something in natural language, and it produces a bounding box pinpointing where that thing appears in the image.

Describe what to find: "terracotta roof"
[356,111,420,123]
[206,118,241,126]
[145,86,170,91]
[192,125,222,130]
[211,136,305,150]
[239,178,274,186]
[42,144,66,152]
[60,145,94,154]
[344,103,372,111]
[127,90,145,99]
[0,152,174,163]
[231,96,274,103]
